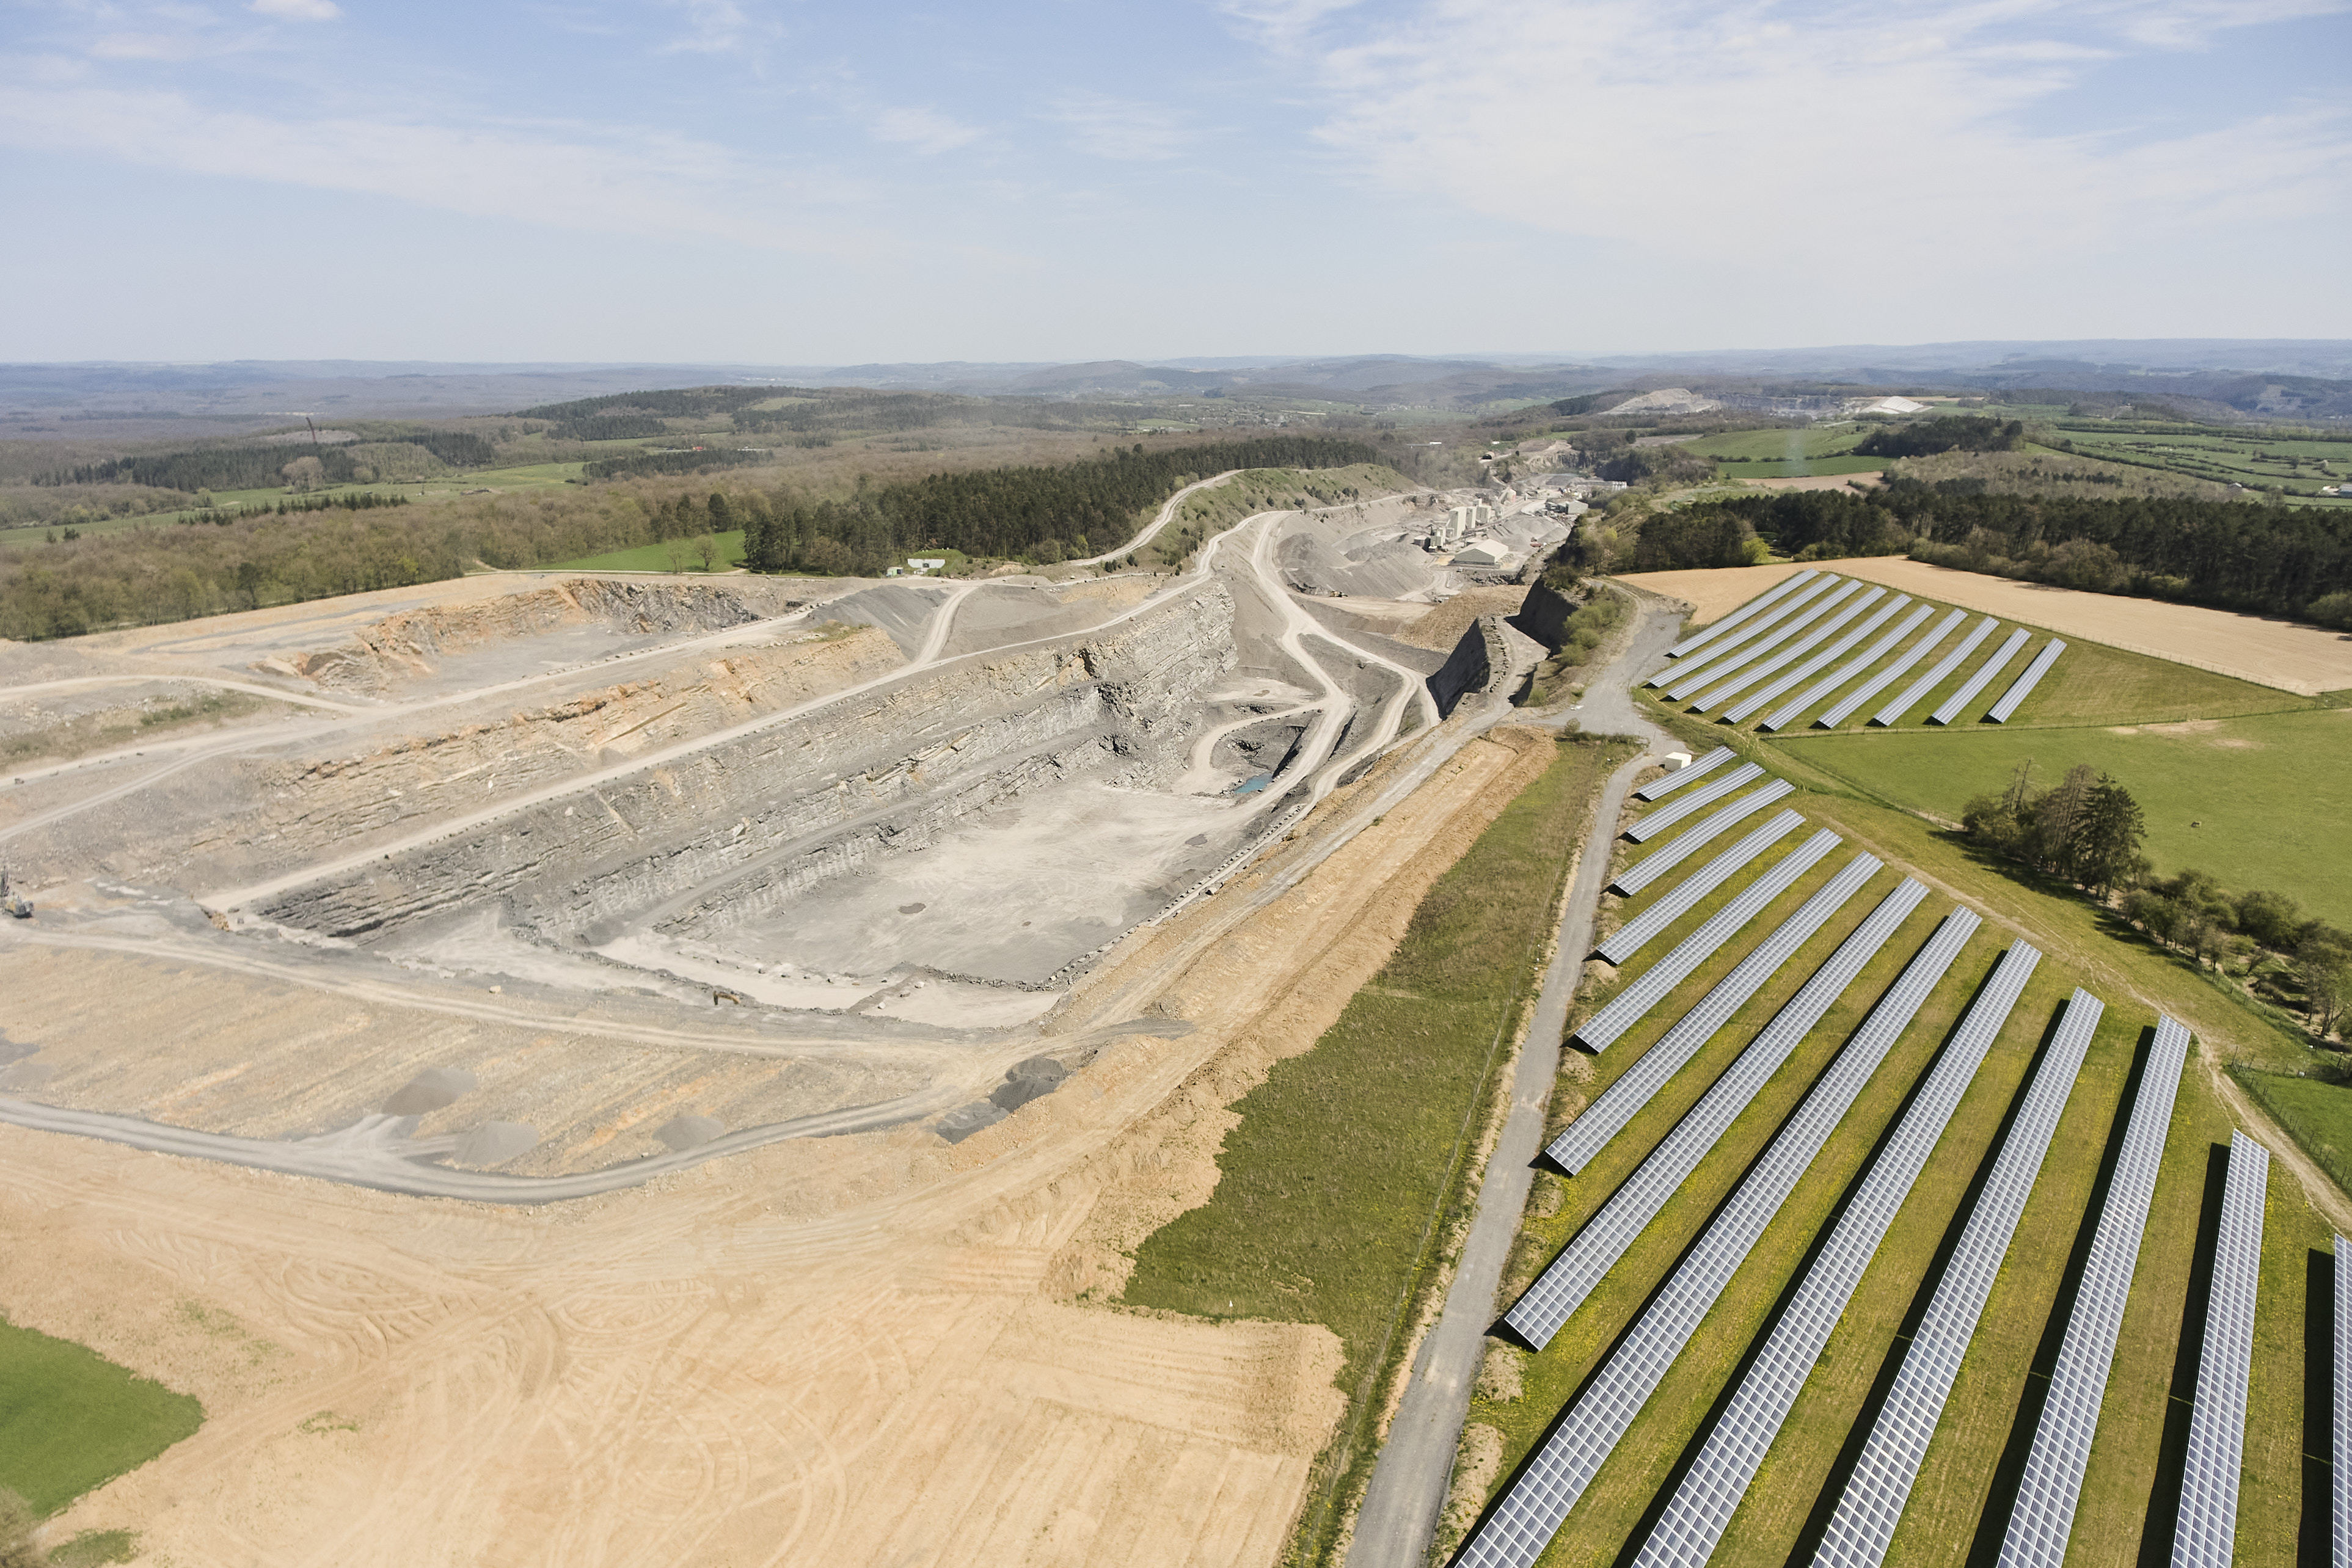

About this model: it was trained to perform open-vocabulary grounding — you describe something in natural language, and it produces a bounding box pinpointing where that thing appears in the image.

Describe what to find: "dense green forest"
[1637,487,2351,618]
[741,436,1378,573]
[46,432,494,491]
[582,447,772,481]
[0,436,1378,640]
[1853,415,2024,458]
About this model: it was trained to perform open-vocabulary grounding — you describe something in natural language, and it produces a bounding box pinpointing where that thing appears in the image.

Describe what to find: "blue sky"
[1,0,2347,363]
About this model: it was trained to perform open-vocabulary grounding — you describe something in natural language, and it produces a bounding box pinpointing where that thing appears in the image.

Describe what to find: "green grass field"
[2233,1069,2352,1197]
[1121,734,1632,1567]
[547,528,748,573]
[0,1317,202,1515]
[1774,708,2352,926]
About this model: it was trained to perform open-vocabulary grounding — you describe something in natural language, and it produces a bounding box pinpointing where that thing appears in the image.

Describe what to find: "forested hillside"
[49,432,494,491]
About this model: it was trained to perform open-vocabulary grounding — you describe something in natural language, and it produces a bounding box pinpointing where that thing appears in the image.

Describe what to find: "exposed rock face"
[1509,575,1577,649]
[257,587,1238,949]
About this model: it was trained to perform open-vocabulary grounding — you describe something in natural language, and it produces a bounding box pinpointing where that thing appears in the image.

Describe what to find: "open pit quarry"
[0,480,1587,1566]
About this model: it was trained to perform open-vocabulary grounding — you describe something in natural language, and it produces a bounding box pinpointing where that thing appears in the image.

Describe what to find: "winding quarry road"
[1345,588,1684,1568]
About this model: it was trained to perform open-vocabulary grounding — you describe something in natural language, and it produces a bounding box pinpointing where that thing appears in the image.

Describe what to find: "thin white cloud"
[1046,92,1194,161]
[871,105,983,155]
[252,0,342,18]
[657,0,771,55]
[0,86,886,256]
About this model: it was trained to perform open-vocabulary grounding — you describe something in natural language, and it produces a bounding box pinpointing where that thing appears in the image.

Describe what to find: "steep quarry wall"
[255,587,1238,946]
[1508,575,1577,649]
[1425,616,1519,718]
[273,578,775,693]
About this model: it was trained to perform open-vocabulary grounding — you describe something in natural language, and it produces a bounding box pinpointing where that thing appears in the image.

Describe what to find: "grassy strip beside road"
[2233,1069,2352,1201]
[1122,734,1633,1567]
[0,1316,201,1515]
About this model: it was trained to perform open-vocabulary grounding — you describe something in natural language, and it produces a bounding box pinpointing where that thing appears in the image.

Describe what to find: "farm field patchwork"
[1774,709,2352,927]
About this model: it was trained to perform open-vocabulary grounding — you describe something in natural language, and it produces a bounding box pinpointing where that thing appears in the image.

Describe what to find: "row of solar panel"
[1461,929,2036,1568]
[1657,574,2062,729]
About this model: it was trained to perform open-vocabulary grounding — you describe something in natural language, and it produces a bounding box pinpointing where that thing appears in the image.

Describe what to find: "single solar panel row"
[1638,745,1736,801]
[1459,909,1992,1568]
[1552,855,1898,1174]
[1513,872,1917,1347]
[1930,626,2032,726]
[2171,1131,2270,1568]
[1988,640,2067,723]
[1574,830,1842,1052]
[2334,1230,2350,1568]
[1666,571,1819,660]
[1725,594,1912,726]
[1690,588,1887,713]
[1631,940,2046,1568]
[1874,616,2000,727]
[1653,575,1843,688]
[1630,762,1769,842]
[1818,609,1967,728]
[1668,583,1864,702]
[1811,988,2106,1568]
[1996,1014,2193,1568]
[1599,811,1806,965]
[1761,603,1934,732]
[1614,781,1798,897]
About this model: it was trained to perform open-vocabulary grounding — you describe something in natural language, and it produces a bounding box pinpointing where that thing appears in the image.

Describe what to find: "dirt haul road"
[6,715,1575,1568]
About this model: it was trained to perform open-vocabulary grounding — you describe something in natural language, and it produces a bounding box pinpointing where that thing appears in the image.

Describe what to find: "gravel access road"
[1343,588,1683,1568]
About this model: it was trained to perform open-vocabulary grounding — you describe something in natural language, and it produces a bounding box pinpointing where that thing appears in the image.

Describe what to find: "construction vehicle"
[1,866,30,920]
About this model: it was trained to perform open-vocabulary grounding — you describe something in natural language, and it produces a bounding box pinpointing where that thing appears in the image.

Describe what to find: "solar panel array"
[1630,941,2046,1568]
[2171,1131,2270,1568]
[1874,615,2000,727]
[1996,1013,2193,1568]
[1930,626,2032,726]
[1811,987,2106,1568]
[1666,570,1819,660]
[1988,640,2067,724]
[1460,907,1992,1568]
[1638,745,1736,801]
[1513,872,1918,1346]
[1553,856,1896,1175]
[1819,609,1966,728]
[1614,780,1798,897]
[1691,589,1886,713]
[1654,577,1842,690]
[1598,811,1806,965]
[1574,830,1841,1052]
[1667,583,1863,702]
[1724,595,1911,726]
[1629,762,1769,842]
[1761,603,1934,732]
[2335,1231,2350,1568]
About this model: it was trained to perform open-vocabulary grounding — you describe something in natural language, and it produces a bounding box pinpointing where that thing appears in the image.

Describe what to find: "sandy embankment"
[1618,557,2352,695]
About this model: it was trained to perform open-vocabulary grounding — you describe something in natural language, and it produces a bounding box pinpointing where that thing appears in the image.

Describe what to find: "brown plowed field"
[1619,556,2352,694]
[4,722,1560,1568]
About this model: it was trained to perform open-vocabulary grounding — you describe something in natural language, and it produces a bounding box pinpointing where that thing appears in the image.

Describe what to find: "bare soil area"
[1619,557,2352,694]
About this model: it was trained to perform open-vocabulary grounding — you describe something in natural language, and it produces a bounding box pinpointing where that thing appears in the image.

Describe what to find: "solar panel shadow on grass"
[1629,764,1769,843]
[1598,811,1806,966]
[1994,1014,2193,1568]
[1762,602,1934,733]
[1872,615,2000,727]
[1629,944,2050,1568]
[1668,583,1864,703]
[1637,745,1737,801]
[1689,589,1886,714]
[1726,594,1912,726]
[1458,926,2032,1568]
[1653,576,1843,689]
[1552,858,1906,1176]
[1809,988,2106,1568]
[1988,640,2067,724]
[1613,781,1799,898]
[1930,626,2032,726]
[1574,830,1842,1054]
[1816,608,1967,729]
[1508,869,1919,1351]
[1666,571,1819,660]
[2170,1131,2270,1568]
